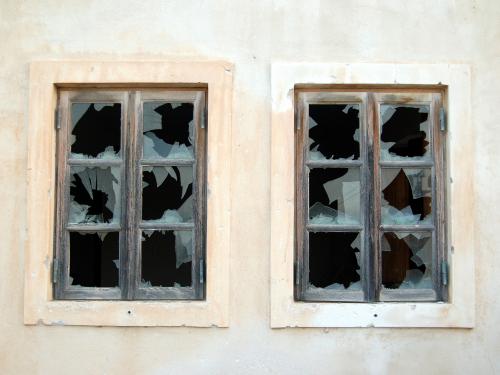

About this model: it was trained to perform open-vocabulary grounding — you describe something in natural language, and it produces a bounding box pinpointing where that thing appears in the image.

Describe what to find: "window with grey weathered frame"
[295,88,447,302]
[54,88,206,300]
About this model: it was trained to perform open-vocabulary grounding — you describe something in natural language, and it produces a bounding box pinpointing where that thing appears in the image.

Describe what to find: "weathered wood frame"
[25,61,232,327]
[295,90,446,303]
[271,63,474,328]
[54,89,206,301]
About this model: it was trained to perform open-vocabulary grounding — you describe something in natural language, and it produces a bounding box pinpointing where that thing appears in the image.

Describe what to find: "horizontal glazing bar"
[141,159,195,166]
[68,159,122,166]
[139,222,195,230]
[306,160,363,168]
[66,224,121,231]
[306,224,363,232]
[380,224,434,232]
[379,161,434,168]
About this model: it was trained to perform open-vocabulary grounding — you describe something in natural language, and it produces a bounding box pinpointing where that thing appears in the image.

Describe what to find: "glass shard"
[381,232,433,289]
[380,105,430,160]
[308,232,361,290]
[69,231,119,287]
[381,168,432,225]
[308,104,360,160]
[143,102,194,159]
[142,166,193,223]
[309,168,361,225]
[70,103,121,159]
[141,230,192,287]
[69,166,120,224]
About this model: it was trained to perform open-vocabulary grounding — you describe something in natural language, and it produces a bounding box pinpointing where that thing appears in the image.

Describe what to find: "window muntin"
[295,90,446,303]
[54,89,206,300]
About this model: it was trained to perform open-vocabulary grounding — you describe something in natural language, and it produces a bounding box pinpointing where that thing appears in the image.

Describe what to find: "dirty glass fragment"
[69,166,120,224]
[69,231,119,287]
[308,232,361,290]
[381,232,433,289]
[141,230,192,287]
[143,102,194,159]
[308,104,360,160]
[381,168,432,224]
[380,105,430,160]
[142,166,193,223]
[309,168,361,225]
[70,103,121,159]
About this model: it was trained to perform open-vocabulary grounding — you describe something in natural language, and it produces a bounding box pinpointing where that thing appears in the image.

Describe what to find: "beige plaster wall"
[0,0,499,373]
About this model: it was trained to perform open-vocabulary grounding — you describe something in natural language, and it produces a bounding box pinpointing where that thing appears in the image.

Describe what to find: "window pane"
[309,168,361,225]
[143,102,194,159]
[380,104,430,161]
[381,168,432,225]
[69,166,121,224]
[308,232,362,290]
[141,230,192,287]
[381,232,433,289]
[69,231,119,287]
[71,103,121,159]
[142,166,193,223]
[308,104,360,160]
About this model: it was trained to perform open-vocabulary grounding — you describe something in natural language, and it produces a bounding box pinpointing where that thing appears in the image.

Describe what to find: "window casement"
[295,89,447,303]
[54,88,206,300]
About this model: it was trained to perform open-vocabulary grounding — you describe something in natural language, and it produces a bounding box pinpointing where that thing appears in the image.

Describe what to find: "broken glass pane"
[69,166,120,224]
[142,166,193,223]
[141,230,192,287]
[381,168,432,225]
[70,103,121,159]
[308,104,360,160]
[308,232,361,290]
[381,232,433,289]
[309,168,360,225]
[143,102,194,159]
[69,231,119,287]
[380,104,430,160]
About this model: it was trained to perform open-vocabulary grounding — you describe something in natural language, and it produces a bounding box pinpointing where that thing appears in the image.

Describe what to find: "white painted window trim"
[25,61,233,327]
[270,62,474,328]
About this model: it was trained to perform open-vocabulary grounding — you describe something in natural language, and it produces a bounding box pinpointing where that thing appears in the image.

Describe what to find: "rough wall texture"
[0,0,499,373]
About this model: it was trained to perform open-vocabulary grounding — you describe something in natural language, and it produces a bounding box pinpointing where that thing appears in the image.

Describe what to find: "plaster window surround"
[270,62,474,328]
[25,61,233,327]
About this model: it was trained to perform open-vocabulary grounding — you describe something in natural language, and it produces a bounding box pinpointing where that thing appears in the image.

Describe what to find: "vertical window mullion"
[122,90,139,300]
[369,92,382,302]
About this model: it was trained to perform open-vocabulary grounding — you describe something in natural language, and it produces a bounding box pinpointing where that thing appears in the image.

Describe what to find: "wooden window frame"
[270,62,474,328]
[54,89,207,300]
[25,61,232,327]
[295,89,447,303]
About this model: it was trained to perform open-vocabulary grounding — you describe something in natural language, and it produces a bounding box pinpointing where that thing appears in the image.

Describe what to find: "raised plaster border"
[25,61,233,327]
[270,62,474,328]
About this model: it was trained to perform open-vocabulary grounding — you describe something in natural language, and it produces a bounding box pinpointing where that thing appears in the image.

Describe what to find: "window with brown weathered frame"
[54,88,206,300]
[295,88,447,302]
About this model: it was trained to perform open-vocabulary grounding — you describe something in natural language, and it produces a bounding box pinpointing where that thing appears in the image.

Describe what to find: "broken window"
[54,89,206,300]
[296,90,446,302]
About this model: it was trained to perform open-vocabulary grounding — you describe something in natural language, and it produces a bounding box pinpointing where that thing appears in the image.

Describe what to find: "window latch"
[439,107,446,132]
[52,258,59,284]
[441,259,449,286]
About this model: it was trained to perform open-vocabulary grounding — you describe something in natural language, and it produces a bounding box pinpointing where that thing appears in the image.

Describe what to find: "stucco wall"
[1,0,499,373]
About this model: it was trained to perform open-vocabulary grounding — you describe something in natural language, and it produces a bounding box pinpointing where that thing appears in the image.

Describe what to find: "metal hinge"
[441,259,449,286]
[295,262,300,285]
[201,106,206,129]
[52,259,59,284]
[199,259,204,284]
[55,107,61,130]
[439,107,446,132]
